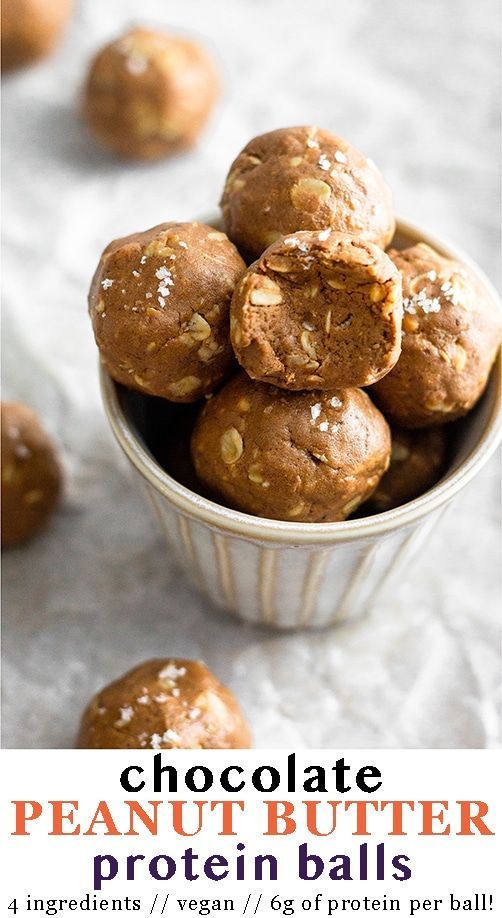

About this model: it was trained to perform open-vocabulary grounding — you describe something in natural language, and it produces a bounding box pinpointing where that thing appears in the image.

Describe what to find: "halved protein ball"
[371,243,502,427]
[220,126,395,261]
[230,230,402,390]
[191,372,391,522]
[76,658,252,750]
[367,426,447,513]
[89,222,245,402]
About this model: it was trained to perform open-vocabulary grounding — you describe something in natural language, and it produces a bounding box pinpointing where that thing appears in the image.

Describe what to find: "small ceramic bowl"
[100,219,501,630]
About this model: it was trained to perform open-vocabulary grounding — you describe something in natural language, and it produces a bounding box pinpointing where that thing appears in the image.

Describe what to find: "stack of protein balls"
[89,125,501,523]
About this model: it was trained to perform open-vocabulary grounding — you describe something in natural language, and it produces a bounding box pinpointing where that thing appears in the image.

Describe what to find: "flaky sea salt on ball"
[76,659,252,750]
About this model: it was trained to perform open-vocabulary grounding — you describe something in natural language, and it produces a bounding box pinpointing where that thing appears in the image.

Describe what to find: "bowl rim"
[100,217,502,545]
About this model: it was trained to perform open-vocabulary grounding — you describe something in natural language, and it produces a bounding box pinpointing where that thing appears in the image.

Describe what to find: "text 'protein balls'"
[1,402,63,547]
[76,659,252,750]
[84,27,219,160]
[1,0,72,71]
[371,243,502,428]
[191,373,391,522]
[368,426,447,513]
[89,222,245,402]
[230,230,402,390]
[220,126,395,261]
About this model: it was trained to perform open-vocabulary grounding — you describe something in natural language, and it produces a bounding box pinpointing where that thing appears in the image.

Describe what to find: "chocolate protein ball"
[76,659,252,750]
[1,402,62,547]
[220,126,395,261]
[191,373,391,522]
[372,244,502,427]
[89,222,245,402]
[368,426,447,513]
[230,230,402,390]
[1,0,72,71]
[83,27,219,160]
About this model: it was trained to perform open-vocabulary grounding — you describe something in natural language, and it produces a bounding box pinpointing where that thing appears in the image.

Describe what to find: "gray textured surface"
[2,0,500,748]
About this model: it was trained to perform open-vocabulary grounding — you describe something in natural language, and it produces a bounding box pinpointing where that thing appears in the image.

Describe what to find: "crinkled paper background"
[2,0,500,748]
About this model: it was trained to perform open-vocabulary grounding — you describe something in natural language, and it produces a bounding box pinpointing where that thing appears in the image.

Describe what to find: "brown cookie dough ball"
[1,0,72,71]
[76,659,252,750]
[367,426,447,513]
[89,222,245,403]
[371,244,502,428]
[231,230,402,390]
[191,373,390,522]
[220,126,395,261]
[1,402,62,547]
[83,27,219,160]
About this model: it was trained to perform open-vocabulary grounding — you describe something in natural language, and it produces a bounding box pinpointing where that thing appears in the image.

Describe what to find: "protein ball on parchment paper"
[83,27,219,160]
[371,243,502,428]
[1,0,73,71]
[230,230,402,390]
[191,372,391,523]
[89,222,246,403]
[220,126,395,261]
[76,659,252,750]
[367,426,448,513]
[1,402,63,547]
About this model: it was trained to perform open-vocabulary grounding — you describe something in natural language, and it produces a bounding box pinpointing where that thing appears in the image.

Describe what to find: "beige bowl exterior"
[100,219,501,629]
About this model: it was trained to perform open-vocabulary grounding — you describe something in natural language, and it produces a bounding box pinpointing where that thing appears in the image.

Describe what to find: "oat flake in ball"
[1,402,63,547]
[191,373,391,523]
[220,126,395,261]
[76,659,252,750]
[230,230,402,390]
[89,222,245,403]
[84,27,219,160]
[371,243,502,428]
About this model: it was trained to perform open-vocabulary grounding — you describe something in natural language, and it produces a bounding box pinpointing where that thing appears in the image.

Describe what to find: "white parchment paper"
[2,0,500,748]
